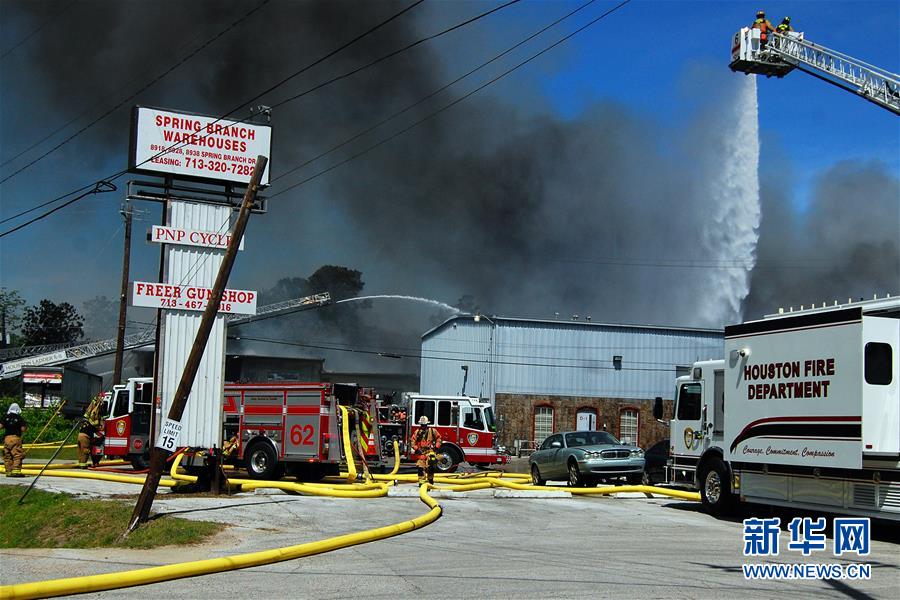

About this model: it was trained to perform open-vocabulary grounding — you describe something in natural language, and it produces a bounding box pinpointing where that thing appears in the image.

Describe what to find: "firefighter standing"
[2,404,27,477]
[77,395,104,468]
[411,416,442,485]
[776,16,793,33]
[751,10,776,48]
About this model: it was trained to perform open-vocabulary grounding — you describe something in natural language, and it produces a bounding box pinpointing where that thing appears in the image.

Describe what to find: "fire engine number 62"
[290,424,314,446]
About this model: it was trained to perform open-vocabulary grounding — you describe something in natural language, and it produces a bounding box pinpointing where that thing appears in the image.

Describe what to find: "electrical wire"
[230,334,692,373]
[1,1,270,169]
[0,181,116,238]
[269,0,599,186]
[0,0,428,227]
[0,0,77,60]
[0,0,273,186]
[268,0,633,199]
[268,0,524,110]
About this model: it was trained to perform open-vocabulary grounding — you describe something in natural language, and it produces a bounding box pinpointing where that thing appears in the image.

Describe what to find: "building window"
[533,406,554,444]
[619,408,639,445]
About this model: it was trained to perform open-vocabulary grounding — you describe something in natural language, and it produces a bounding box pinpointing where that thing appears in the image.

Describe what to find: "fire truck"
[223,381,383,481]
[379,393,506,473]
[655,296,899,519]
[98,377,155,469]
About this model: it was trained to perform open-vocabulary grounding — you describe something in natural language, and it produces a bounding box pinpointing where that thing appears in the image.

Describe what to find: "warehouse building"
[420,315,723,451]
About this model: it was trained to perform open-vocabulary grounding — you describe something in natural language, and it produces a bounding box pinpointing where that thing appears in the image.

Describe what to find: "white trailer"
[656,297,899,519]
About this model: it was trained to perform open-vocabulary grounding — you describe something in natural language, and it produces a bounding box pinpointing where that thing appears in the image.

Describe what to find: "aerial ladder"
[0,292,332,379]
[730,27,900,115]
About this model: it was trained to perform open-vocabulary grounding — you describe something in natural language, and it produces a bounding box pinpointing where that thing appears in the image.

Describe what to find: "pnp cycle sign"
[129,106,272,186]
[150,225,245,250]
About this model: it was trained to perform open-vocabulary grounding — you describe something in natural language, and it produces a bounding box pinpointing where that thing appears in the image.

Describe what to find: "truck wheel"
[531,464,545,486]
[567,460,584,487]
[700,457,733,516]
[245,442,279,480]
[130,453,149,470]
[433,445,460,474]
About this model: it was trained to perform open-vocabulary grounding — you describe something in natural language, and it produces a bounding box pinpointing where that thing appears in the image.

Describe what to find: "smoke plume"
[4,1,896,368]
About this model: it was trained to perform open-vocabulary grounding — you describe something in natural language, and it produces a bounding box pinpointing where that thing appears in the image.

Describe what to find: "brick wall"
[495,393,674,450]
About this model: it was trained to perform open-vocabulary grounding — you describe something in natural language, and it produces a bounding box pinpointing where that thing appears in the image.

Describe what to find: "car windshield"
[565,431,620,447]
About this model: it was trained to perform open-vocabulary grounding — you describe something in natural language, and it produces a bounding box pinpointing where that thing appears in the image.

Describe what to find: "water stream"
[702,75,761,325]
[334,295,460,313]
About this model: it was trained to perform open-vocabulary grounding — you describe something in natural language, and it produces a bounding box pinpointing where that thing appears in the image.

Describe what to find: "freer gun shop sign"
[129,106,272,186]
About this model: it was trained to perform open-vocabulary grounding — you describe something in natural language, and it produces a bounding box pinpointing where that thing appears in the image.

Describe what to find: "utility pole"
[113,201,133,385]
[127,156,267,533]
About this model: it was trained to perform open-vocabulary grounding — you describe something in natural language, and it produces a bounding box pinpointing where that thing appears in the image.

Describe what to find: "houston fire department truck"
[655,296,899,519]
[379,393,506,473]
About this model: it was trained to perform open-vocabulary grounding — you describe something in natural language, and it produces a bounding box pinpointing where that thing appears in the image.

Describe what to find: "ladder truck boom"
[730,27,900,115]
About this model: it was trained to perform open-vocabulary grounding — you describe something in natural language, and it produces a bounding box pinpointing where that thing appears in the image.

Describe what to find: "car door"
[544,434,565,478]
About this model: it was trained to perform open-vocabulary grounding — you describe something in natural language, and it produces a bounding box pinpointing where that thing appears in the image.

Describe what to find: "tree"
[21,300,84,345]
[307,265,364,301]
[0,288,25,347]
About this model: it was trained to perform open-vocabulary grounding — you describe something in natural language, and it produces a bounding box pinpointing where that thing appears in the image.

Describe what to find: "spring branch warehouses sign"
[129,106,272,186]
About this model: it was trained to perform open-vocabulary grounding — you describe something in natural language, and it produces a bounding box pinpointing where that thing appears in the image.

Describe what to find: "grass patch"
[22,447,80,461]
[0,486,224,548]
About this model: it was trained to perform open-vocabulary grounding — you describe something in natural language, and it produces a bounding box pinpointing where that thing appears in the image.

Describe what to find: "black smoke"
[3,1,896,369]
[743,160,899,319]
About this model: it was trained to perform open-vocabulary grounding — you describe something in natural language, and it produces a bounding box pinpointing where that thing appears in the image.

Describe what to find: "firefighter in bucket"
[411,416,442,485]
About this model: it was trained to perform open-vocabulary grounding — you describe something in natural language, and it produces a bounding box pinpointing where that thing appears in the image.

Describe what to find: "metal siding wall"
[421,319,723,402]
[421,320,492,397]
[158,201,229,447]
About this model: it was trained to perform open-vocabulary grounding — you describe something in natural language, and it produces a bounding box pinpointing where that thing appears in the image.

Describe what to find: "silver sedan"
[530,431,645,487]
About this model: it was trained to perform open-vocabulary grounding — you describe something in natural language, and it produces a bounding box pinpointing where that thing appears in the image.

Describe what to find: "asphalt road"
[1,473,898,599]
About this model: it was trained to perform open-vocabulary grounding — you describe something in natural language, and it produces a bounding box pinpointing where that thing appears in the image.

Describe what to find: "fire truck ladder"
[0,292,332,379]
[767,31,900,115]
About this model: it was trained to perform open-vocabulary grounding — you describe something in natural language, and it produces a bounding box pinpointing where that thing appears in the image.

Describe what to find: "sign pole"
[127,155,267,534]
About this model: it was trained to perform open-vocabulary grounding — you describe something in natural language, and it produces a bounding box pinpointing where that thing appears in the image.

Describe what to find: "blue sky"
[0,0,897,328]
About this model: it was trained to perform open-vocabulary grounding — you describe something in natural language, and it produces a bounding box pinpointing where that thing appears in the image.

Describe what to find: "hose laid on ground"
[167,452,390,499]
[0,484,441,600]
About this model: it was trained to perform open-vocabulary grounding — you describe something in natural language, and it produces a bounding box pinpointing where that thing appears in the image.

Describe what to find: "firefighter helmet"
[418,416,430,425]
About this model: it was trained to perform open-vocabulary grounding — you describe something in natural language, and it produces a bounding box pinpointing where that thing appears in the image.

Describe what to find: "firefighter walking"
[411,416,442,485]
[2,403,27,477]
[77,395,104,468]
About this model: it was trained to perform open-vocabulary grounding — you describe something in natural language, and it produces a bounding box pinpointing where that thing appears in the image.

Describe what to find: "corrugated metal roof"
[422,314,723,340]
[421,317,723,402]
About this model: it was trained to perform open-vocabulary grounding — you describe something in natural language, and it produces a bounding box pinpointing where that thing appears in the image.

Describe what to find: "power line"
[268,0,525,110]
[268,0,633,200]
[0,0,430,233]
[1,0,77,60]
[0,181,116,238]
[270,0,599,186]
[0,0,273,186]
[231,334,682,374]
[1,7,264,170]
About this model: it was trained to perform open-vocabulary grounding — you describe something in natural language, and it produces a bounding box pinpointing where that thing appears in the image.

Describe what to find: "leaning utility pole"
[127,156,267,533]
[113,201,133,385]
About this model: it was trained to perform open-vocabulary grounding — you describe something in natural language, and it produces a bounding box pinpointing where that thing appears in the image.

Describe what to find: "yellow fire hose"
[0,413,697,598]
[167,452,390,499]
[1,484,440,600]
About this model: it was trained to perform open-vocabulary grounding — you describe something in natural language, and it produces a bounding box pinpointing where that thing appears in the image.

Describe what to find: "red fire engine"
[97,377,154,469]
[379,393,506,473]
[223,381,382,481]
